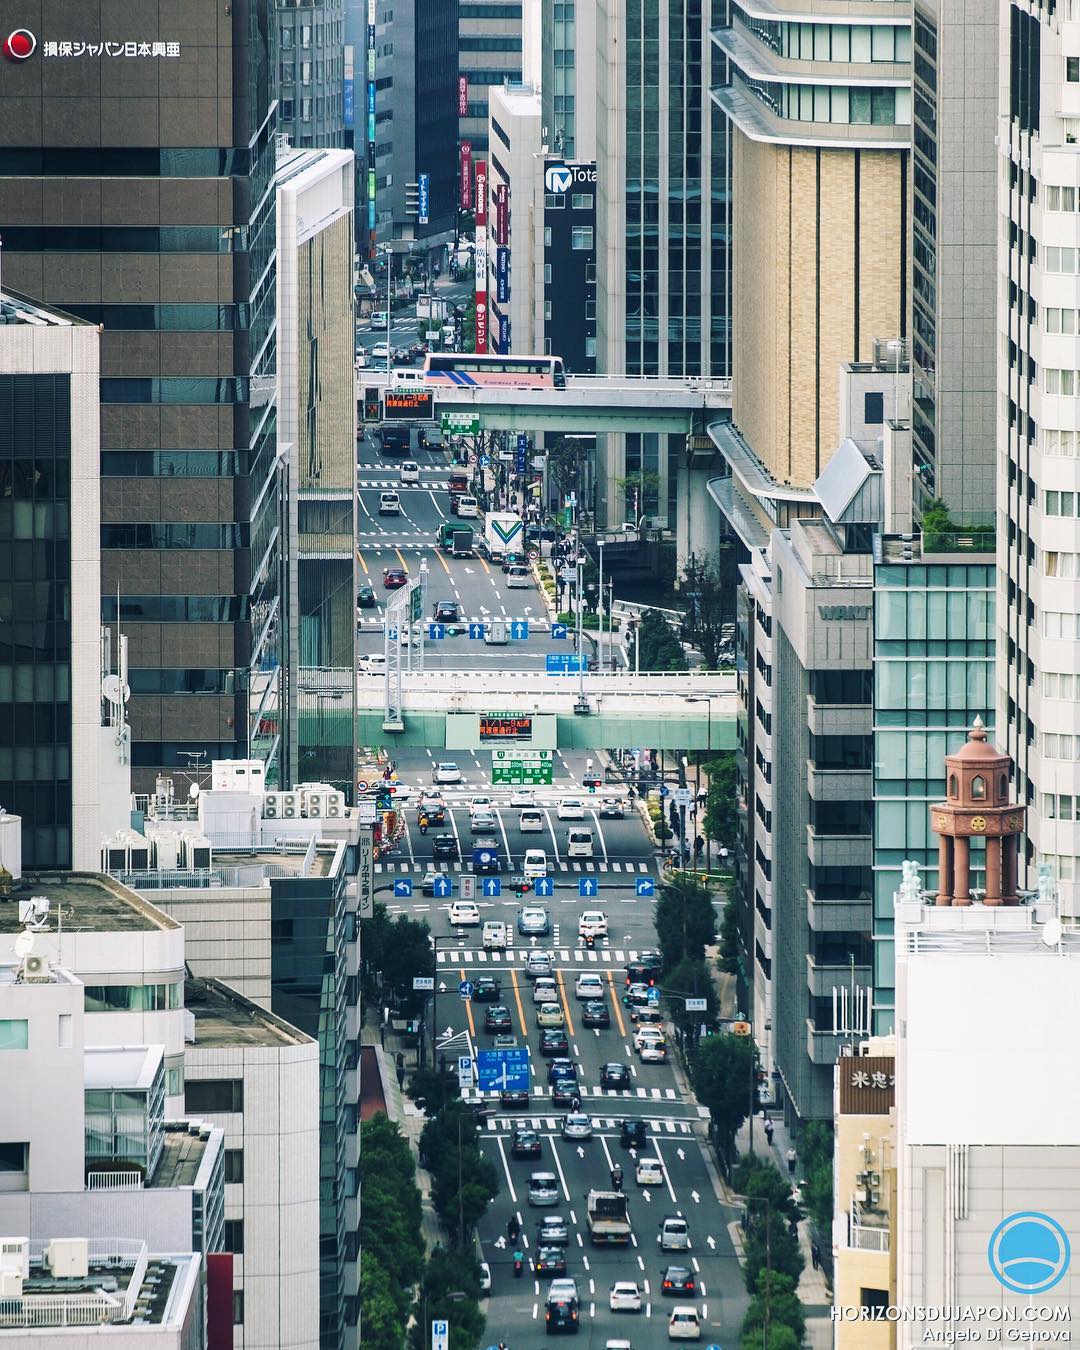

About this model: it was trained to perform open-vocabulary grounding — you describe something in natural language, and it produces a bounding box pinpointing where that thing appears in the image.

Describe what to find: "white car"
[519,809,545,833]
[479,1262,491,1294]
[561,1113,593,1140]
[636,1157,664,1186]
[634,1025,666,1052]
[525,951,553,979]
[548,1277,579,1304]
[578,910,608,939]
[369,311,389,328]
[506,565,530,588]
[371,341,391,358]
[449,901,481,926]
[379,491,401,515]
[557,799,586,820]
[469,795,494,812]
[509,788,536,807]
[470,810,497,833]
[399,461,420,483]
[357,653,388,674]
[523,848,549,878]
[533,977,559,1005]
[482,920,507,950]
[608,1282,643,1313]
[432,762,463,784]
[639,1039,668,1064]
[659,1216,690,1251]
[574,972,605,1001]
[668,1307,702,1341]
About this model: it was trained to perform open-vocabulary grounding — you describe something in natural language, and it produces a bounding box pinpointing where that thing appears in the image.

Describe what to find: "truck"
[585,1190,631,1245]
[416,293,450,323]
[483,511,525,562]
[437,522,474,557]
[377,425,410,455]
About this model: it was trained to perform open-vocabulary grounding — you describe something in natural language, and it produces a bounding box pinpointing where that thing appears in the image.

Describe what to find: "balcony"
[806,886,872,933]
[806,1022,845,1064]
[806,760,871,801]
[806,824,871,869]
[848,1219,890,1253]
[806,954,871,998]
[806,696,871,738]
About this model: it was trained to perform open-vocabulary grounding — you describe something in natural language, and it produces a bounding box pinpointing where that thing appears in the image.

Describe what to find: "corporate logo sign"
[988,1212,1071,1296]
[2,28,181,60]
[544,165,573,195]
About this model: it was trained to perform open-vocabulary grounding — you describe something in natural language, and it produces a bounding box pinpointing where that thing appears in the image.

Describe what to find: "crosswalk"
[376,860,652,875]
[435,946,650,965]
[357,478,448,489]
[478,1113,692,1133]
[465,1085,681,1104]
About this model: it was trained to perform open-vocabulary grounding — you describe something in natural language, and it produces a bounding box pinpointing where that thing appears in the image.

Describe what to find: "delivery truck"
[437,523,474,557]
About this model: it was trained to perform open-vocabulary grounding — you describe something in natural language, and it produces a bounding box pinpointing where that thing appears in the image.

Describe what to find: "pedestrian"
[810,1238,821,1270]
[786,1145,797,1176]
[764,1117,775,1146]
[693,834,704,861]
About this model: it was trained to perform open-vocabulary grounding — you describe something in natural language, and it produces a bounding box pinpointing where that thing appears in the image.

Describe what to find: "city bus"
[422,353,566,389]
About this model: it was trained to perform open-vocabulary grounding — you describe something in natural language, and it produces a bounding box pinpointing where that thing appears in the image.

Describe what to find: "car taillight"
[663,1281,672,1289]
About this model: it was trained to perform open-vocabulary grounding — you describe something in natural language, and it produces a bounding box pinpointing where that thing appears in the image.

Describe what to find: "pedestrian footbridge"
[357,371,732,433]
[339,670,736,750]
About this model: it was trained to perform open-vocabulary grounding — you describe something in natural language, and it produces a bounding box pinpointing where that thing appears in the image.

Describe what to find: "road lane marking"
[434,548,451,575]
[479,554,491,575]
[556,967,576,1038]
[356,548,369,575]
[495,1135,517,1203]
[460,968,476,1039]
[589,808,609,864]
[509,966,529,1038]
[652,1138,678,1204]
[394,546,409,572]
[606,970,627,1037]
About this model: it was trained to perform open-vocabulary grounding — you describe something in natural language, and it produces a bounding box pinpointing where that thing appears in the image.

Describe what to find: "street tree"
[680,548,737,667]
[361,905,435,1017]
[545,437,586,503]
[739,1269,806,1345]
[635,609,688,671]
[663,955,718,1039]
[616,469,661,522]
[691,1031,754,1148]
[360,1253,407,1350]
[408,1248,487,1350]
[654,876,717,969]
[420,1101,499,1244]
[703,751,738,846]
[360,1116,425,1311]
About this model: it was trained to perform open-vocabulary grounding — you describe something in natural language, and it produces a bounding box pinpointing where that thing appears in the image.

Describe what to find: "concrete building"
[893,749,1080,1330]
[0,0,283,796]
[277,0,347,151]
[185,977,320,1350]
[460,0,525,157]
[909,0,997,519]
[275,148,358,797]
[996,0,1080,920]
[832,1038,895,1346]
[538,0,596,163]
[0,293,101,872]
[593,0,732,530]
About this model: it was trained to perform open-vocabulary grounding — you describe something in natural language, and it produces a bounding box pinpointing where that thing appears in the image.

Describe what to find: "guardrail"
[86,1171,144,1191]
[0,1240,149,1329]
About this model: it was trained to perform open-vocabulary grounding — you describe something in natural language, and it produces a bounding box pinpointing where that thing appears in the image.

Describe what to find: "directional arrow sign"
[457,1055,474,1088]
[647,986,661,1006]
[459,980,474,1000]
[534,876,554,897]
[387,624,399,640]
[551,622,568,639]
[469,622,486,639]
[476,1047,530,1092]
[432,875,453,898]
[482,877,502,897]
[635,877,656,897]
[510,620,529,640]
[427,623,446,640]
[659,784,670,798]
[579,877,598,898]
[393,879,413,897]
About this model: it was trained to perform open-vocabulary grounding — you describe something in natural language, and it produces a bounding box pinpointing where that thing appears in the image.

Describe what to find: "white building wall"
[487,86,542,356]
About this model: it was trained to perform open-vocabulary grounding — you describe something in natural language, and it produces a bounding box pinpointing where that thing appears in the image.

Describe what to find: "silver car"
[526,951,553,979]
[528,1172,561,1206]
[518,905,551,936]
[561,1112,593,1140]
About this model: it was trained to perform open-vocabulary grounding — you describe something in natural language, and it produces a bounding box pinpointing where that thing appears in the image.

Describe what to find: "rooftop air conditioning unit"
[0,1239,29,1279]
[306,792,326,818]
[263,791,282,820]
[324,791,345,818]
[102,836,129,872]
[279,792,299,819]
[0,1270,23,1298]
[869,1189,882,1207]
[123,830,150,871]
[181,833,213,870]
[45,1238,89,1279]
[153,834,180,871]
[20,953,50,982]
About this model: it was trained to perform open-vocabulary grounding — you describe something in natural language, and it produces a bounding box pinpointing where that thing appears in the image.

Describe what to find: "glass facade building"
[872,554,996,1032]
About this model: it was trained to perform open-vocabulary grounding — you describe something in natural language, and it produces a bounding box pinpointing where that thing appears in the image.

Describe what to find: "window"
[1044,552,1080,578]
[544,301,552,320]
[543,264,552,284]
[571,193,594,210]
[166,1064,183,1096]
[571,226,593,250]
[0,1021,27,1051]
[949,774,958,798]
[585,337,596,358]
[971,775,986,799]
[864,391,884,424]
[58,1014,72,1049]
[185,1079,244,1113]
[1045,369,1079,395]
[861,1288,889,1312]
[233,1292,244,1325]
[544,227,552,247]
[1046,186,1078,211]
[0,1143,28,1189]
[84,982,183,1012]
[223,1220,244,1254]
[224,1149,245,1183]
[1068,57,1080,82]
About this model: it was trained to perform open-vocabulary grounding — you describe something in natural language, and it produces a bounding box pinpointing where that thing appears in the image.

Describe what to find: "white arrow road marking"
[577,1147,585,1158]
[691,1190,701,1203]
[677,1148,686,1161]
[439,984,447,993]
[642,1189,652,1203]
[706,1235,716,1249]
[494,1235,507,1249]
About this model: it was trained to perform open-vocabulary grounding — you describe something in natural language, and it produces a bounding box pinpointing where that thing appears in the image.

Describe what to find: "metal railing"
[0,1240,149,1329]
[86,1171,144,1192]
[847,1218,890,1253]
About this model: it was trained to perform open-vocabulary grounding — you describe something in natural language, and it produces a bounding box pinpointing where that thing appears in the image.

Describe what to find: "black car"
[468,1099,496,1123]
[582,1000,610,1029]
[547,1057,578,1085]
[501,551,526,572]
[535,1247,567,1276]
[511,1127,543,1159]
[551,1080,577,1107]
[537,1215,569,1246]
[501,1088,530,1109]
[660,1265,696,1298]
[539,1029,569,1057]
[484,1005,513,1033]
[472,975,501,1003]
[546,1300,580,1336]
[433,599,461,623]
[418,802,446,826]
[619,1119,648,1149]
[356,584,377,608]
[600,1062,632,1090]
[626,953,663,986]
[432,834,459,859]
[525,524,560,543]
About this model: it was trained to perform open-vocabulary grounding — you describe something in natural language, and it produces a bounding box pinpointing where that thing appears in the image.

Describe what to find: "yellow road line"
[434,548,452,575]
[606,970,627,1038]
[460,968,476,1039]
[394,547,409,572]
[509,966,529,1039]
[557,967,576,1039]
[478,554,491,575]
[356,548,369,575]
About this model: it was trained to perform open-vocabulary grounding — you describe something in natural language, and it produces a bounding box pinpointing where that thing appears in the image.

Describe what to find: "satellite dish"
[101,675,129,705]
[1042,917,1063,947]
[13,930,35,959]
[188,782,201,800]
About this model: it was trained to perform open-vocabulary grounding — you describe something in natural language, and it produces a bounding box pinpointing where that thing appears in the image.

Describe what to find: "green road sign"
[410,584,424,622]
[441,413,481,435]
[492,747,553,785]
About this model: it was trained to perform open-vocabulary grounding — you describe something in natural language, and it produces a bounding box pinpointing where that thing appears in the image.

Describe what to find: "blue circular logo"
[988,1212,1071,1294]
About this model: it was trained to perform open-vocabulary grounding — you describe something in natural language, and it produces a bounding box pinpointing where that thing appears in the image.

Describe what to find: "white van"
[506,565,530,589]
[566,828,594,858]
[482,920,507,950]
[519,809,545,833]
[454,495,479,519]
[523,849,549,878]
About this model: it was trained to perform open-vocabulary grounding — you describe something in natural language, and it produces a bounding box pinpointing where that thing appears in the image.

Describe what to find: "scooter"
[513,1251,524,1278]
[610,1166,623,1192]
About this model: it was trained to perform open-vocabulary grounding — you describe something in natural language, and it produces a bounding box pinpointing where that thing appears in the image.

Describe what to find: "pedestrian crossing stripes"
[463,1085,680,1103]
[479,1115,692,1134]
[375,860,652,875]
[434,947,648,965]
[357,479,447,488]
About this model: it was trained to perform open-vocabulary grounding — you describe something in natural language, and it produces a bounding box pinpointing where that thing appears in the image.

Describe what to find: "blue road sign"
[479,454,490,468]
[468,622,486,639]
[647,986,661,1006]
[550,622,568,639]
[635,877,656,897]
[432,875,453,898]
[393,879,413,897]
[459,980,474,1000]
[579,877,598,898]
[534,876,554,897]
[482,877,502,897]
[510,620,529,640]
[476,1047,531,1093]
[546,652,584,674]
[659,784,670,798]
[428,623,445,640]
[387,624,399,640]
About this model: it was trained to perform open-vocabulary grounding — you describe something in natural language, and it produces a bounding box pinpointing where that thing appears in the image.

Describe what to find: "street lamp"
[379,242,394,380]
[596,540,605,672]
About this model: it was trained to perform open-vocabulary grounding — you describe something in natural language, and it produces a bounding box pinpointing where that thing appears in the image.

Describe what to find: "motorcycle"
[610,1165,623,1192]
[507,1216,520,1243]
[513,1251,524,1278]
[418,817,429,835]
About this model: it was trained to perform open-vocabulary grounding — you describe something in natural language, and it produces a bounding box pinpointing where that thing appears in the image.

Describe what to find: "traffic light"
[514,878,531,897]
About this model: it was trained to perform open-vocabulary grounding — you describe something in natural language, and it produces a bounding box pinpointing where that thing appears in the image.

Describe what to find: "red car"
[383,566,407,589]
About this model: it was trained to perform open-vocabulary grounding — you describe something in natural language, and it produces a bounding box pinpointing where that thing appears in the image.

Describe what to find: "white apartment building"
[997,0,1080,916]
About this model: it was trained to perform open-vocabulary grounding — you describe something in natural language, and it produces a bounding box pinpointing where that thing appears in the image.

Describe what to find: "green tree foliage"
[740,1269,806,1345]
[741,1323,802,1350]
[419,1101,499,1243]
[361,1253,408,1350]
[733,1156,804,1291]
[636,609,688,672]
[680,548,737,666]
[654,877,717,970]
[408,1067,460,1114]
[663,956,718,1037]
[358,1115,426,1349]
[703,751,738,847]
[798,1120,834,1240]
[361,904,436,1016]
[408,1248,487,1350]
[691,1031,754,1145]
[718,893,741,976]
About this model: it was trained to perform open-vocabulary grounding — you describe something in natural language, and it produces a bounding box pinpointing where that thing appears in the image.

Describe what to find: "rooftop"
[0,873,178,935]
[0,288,80,327]
[152,1123,218,1189]
[85,1044,163,1092]
[186,977,314,1049]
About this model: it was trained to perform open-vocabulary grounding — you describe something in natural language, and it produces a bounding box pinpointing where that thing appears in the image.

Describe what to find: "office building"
[832,1037,895,1347]
[460,0,525,156]
[369,0,460,252]
[0,1,282,796]
[277,0,347,150]
[538,0,596,163]
[909,0,997,518]
[593,0,731,531]
[0,293,102,871]
[996,0,1080,919]
[894,743,1080,1330]
[275,147,358,796]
